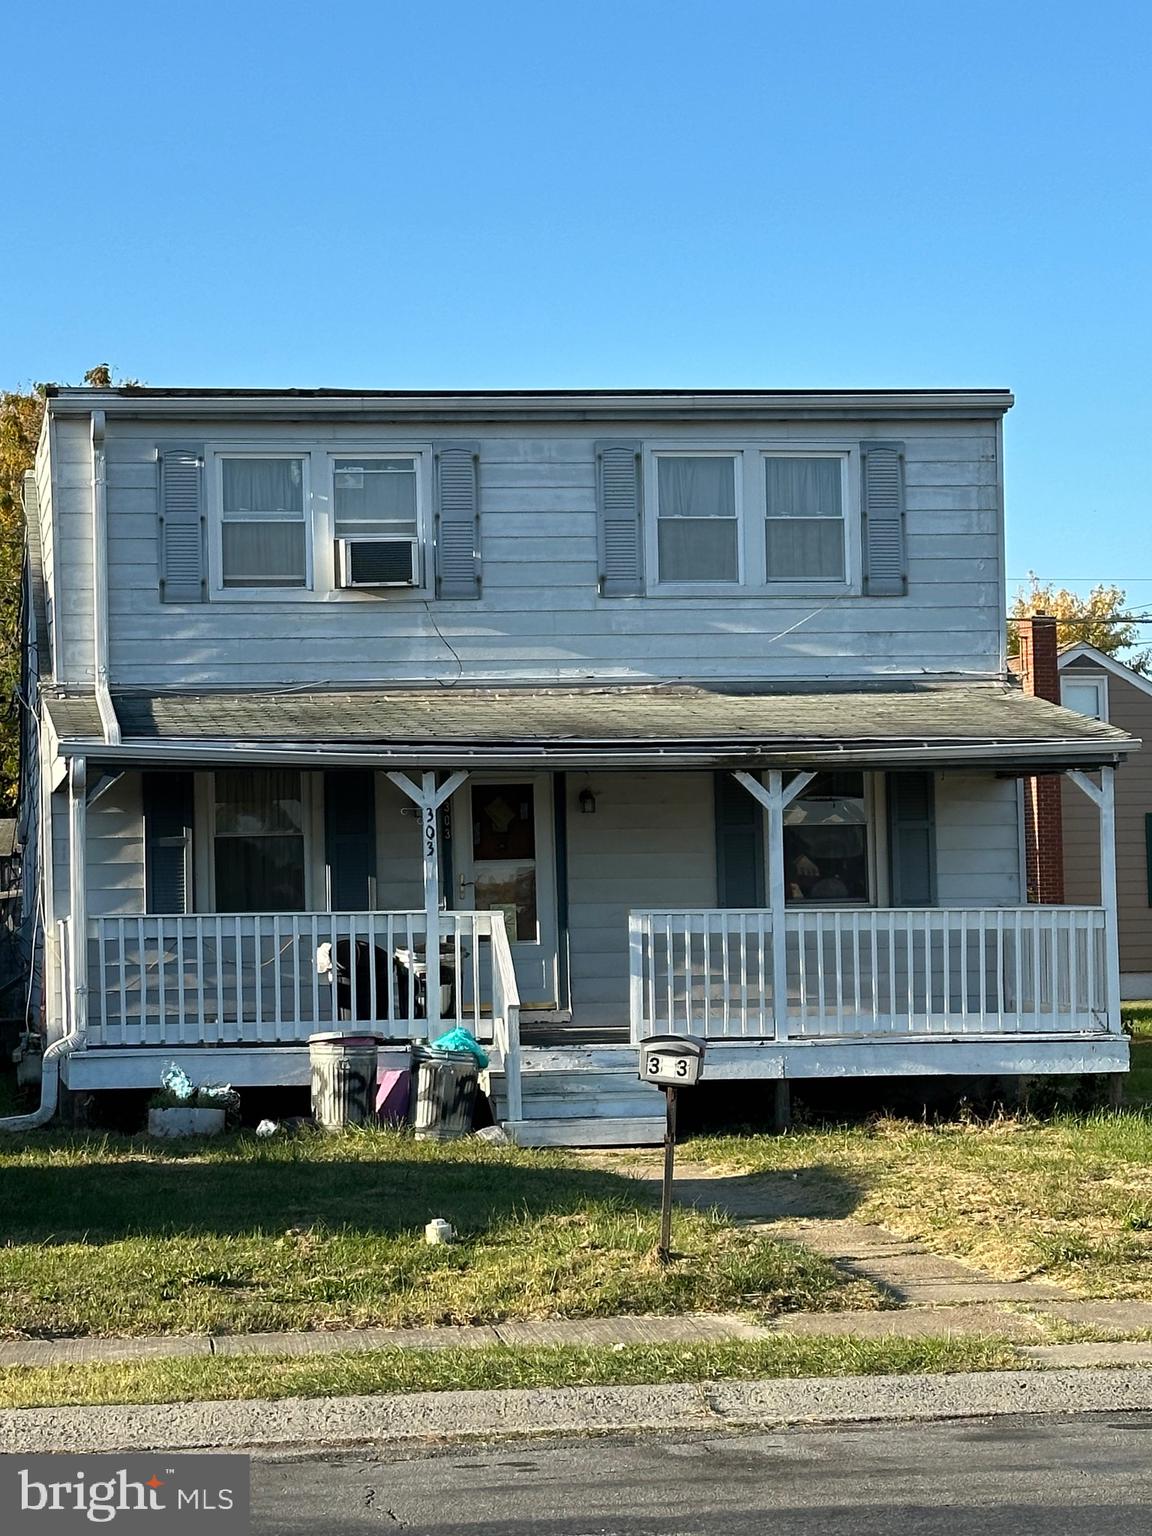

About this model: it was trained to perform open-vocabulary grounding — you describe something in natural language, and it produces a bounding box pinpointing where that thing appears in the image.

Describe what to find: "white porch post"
[1067,765,1122,1034]
[733,769,815,1040]
[68,758,88,1048]
[386,769,468,1036]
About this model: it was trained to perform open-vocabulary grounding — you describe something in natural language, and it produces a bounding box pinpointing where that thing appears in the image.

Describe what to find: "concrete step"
[505,1116,666,1148]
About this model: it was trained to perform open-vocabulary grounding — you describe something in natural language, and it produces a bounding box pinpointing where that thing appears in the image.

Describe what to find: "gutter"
[0,759,87,1132]
[89,412,121,747]
[43,736,1135,772]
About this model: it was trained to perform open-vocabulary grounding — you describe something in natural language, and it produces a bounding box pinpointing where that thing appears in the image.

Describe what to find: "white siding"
[565,772,717,1030]
[50,416,94,684]
[376,776,423,910]
[87,773,146,917]
[41,416,1009,688]
[934,772,1023,906]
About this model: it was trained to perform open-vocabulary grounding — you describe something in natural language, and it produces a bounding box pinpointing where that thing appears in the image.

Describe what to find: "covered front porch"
[45,680,1137,1141]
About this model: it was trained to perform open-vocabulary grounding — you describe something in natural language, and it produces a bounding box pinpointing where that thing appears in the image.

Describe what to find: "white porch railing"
[80,911,514,1048]
[629,906,1113,1042]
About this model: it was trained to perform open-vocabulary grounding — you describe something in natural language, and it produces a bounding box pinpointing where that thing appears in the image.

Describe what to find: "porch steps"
[492,1049,666,1148]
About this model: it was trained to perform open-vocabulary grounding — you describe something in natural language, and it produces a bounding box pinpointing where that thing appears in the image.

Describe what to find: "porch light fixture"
[578,788,597,815]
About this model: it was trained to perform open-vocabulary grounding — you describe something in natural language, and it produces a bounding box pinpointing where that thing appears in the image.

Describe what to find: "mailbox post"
[639,1035,705,1264]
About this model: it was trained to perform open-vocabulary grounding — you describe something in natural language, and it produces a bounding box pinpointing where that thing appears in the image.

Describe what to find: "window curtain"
[222,459,302,517]
[214,769,307,912]
[657,457,738,581]
[765,457,844,580]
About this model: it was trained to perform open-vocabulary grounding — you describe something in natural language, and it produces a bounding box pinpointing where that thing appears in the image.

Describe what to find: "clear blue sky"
[5,1,1150,601]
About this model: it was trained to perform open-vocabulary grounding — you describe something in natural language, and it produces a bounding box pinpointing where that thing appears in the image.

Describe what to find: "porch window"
[764,456,845,581]
[655,455,739,583]
[220,456,308,588]
[783,771,870,903]
[213,769,307,911]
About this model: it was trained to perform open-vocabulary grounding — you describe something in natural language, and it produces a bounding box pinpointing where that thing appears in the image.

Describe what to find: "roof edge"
[44,387,1015,423]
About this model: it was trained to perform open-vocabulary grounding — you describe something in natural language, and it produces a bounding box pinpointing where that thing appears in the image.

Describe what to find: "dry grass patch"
[693,1111,1152,1299]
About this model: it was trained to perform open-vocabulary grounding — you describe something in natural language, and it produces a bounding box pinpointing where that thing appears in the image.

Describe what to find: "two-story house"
[6,387,1136,1141]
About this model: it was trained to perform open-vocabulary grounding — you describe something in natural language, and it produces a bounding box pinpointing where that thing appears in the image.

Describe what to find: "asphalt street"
[250,1412,1152,1534]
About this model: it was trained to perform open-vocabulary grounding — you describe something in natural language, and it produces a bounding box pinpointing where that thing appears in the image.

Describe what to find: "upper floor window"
[1061,674,1108,720]
[220,456,308,589]
[649,448,852,591]
[333,457,420,541]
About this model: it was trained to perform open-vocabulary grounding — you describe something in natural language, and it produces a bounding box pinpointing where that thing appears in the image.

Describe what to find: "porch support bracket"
[733,769,816,1043]
[386,770,469,1035]
[1067,766,1121,1034]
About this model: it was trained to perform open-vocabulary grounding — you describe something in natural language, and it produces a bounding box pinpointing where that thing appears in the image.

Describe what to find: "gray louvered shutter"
[715,771,765,906]
[887,771,936,906]
[434,441,481,598]
[861,440,907,596]
[325,770,377,910]
[144,771,194,913]
[158,445,206,602]
[596,440,643,596]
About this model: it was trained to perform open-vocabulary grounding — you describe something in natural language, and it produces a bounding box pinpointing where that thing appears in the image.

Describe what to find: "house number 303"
[424,807,437,860]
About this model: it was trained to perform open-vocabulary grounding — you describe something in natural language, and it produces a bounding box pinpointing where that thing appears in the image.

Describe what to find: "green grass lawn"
[1124,1002,1152,1104]
[0,1335,1019,1410]
[0,1128,875,1339]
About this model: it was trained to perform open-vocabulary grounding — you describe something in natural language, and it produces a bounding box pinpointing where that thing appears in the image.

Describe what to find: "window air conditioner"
[336,537,420,589]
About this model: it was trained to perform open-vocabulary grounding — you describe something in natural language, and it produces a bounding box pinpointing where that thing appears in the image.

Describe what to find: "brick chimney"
[1010,615,1065,903]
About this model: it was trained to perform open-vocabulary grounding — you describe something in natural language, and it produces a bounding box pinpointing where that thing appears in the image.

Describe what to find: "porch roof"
[45,681,1138,771]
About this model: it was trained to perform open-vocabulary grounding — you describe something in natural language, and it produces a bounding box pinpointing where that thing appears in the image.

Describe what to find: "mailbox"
[640,1035,705,1088]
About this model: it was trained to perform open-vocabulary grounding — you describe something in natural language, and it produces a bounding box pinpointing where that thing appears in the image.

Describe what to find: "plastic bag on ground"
[429,1026,490,1069]
[160,1064,195,1102]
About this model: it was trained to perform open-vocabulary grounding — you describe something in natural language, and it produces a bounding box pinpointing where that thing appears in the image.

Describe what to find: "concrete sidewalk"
[8,1367,1152,1455]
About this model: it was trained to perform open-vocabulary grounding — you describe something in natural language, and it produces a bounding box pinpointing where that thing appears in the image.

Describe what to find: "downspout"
[90,411,121,746]
[0,758,88,1130]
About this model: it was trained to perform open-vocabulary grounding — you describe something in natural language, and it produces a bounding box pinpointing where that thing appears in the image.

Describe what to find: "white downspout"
[0,757,88,1130]
[90,411,120,746]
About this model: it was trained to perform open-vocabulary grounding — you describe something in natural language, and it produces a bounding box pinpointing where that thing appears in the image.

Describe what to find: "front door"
[453,774,559,1010]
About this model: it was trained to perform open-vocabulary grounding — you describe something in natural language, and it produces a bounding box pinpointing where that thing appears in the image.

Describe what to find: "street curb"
[7,1367,1152,1454]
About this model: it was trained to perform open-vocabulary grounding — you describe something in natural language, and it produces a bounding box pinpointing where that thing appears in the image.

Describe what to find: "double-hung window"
[764,455,845,581]
[220,455,308,589]
[655,455,740,583]
[212,768,308,912]
[650,448,851,590]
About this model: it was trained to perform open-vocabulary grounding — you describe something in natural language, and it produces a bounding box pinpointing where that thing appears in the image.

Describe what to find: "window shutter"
[1145,813,1152,907]
[596,440,643,596]
[158,445,206,603]
[887,771,936,906]
[434,441,481,598]
[144,771,194,914]
[325,770,377,911]
[861,440,906,597]
[715,771,765,906]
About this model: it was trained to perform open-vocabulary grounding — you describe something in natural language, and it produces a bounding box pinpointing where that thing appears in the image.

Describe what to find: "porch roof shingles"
[44,682,1137,769]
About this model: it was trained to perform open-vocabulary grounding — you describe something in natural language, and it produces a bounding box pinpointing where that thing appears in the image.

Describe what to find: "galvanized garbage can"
[309,1032,381,1129]
[411,1045,479,1141]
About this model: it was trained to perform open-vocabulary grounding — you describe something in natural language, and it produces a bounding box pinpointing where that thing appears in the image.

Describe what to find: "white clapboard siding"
[47,416,1007,688]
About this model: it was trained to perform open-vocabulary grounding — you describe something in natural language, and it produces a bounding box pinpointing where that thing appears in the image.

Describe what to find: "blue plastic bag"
[430,1026,490,1069]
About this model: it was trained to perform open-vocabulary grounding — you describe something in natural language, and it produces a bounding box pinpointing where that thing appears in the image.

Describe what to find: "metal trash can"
[411,1044,479,1141]
[309,1032,381,1129]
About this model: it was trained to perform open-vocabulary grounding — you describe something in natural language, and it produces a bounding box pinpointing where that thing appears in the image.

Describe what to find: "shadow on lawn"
[0,1136,869,1246]
[0,1141,667,1245]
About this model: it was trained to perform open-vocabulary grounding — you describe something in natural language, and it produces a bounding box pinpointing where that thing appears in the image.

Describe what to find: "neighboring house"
[1058,643,1152,999]
[5,386,1138,1142]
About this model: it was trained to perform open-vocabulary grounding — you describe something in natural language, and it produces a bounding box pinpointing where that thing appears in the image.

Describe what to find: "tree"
[1008,573,1151,673]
